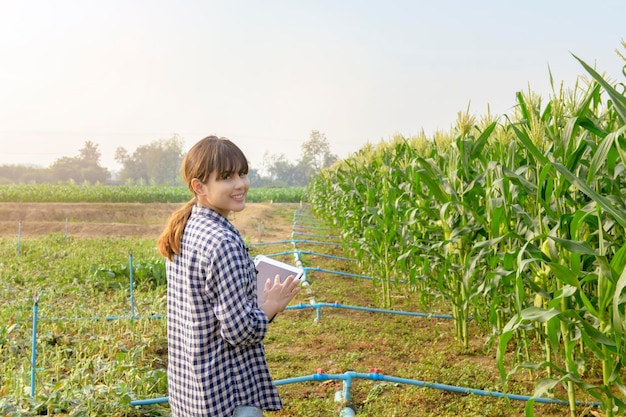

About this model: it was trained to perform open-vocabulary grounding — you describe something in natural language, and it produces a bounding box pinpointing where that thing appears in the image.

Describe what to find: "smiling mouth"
[232,194,245,199]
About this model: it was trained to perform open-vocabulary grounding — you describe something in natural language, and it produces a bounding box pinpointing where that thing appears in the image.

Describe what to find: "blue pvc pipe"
[105,314,164,321]
[276,371,601,407]
[305,267,374,281]
[290,239,343,247]
[292,231,341,239]
[249,239,294,247]
[248,239,342,247]
[41,314,165,322]
[131,397,169,405]
[17,221,22,256]
[285,302,454,320]
[293,226,331,232]
[343,373,353,402]
[130,370,600,407]
[305,266,412,286]
[376,374,598,406]
[256,250,357,264]
[129,250,135,318]
[297,251,356,262]
[262,251,296,258]
[292,225,333,231]
[30,293,39,398]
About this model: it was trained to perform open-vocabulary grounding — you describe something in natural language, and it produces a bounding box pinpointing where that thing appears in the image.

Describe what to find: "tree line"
[0,131,338,187]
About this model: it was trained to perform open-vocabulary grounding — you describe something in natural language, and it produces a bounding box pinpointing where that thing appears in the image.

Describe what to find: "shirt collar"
[191,204,240,235]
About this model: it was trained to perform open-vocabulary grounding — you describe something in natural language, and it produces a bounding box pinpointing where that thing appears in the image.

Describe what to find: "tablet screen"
[254,255,303,305]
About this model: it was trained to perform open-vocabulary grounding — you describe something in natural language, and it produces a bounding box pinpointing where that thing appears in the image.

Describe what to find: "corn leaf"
[573,53,626,124]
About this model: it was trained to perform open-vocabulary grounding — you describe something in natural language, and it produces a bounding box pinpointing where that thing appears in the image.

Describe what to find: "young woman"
[157,136,301,417]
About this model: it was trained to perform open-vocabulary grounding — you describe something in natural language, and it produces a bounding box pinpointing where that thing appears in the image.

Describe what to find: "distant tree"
[288,130,338,185]
[49,141,110,183]
[0,164,49,184]
[260,131,338,186]
[115,135,185,185]
[263,152,298,186]
[300,130,337,177]
[78,140,102,163]
[246,167,261,184]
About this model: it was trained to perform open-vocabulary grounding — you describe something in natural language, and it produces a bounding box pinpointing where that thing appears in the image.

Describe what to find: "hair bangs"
[213,139,249,177]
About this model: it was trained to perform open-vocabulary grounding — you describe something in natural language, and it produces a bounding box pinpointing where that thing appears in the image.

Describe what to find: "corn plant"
[496,57,626,416]
[309,49,626,416]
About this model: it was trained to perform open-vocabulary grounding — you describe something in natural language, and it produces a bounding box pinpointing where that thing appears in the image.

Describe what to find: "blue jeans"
[233,405,263,417]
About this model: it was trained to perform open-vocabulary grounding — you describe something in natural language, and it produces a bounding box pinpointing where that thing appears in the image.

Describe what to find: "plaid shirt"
[166,205,283,417]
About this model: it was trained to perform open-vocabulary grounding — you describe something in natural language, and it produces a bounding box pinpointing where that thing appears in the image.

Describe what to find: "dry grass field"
[0,202,299,241]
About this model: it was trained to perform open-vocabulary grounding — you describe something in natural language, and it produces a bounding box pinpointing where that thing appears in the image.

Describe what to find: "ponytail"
[157,198,195,261]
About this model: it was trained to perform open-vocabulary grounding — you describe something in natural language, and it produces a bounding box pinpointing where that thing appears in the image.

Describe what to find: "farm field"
[0,202,585,416]
[0,202,297,240]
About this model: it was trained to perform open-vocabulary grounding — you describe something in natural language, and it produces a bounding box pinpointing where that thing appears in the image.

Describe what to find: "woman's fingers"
[264,274,301,308]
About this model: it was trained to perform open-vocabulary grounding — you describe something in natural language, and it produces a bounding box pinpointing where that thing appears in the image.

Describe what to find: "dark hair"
[157,136,248,260]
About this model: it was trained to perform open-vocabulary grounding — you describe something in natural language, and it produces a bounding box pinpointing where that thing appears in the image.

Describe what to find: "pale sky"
[1,0,624,172]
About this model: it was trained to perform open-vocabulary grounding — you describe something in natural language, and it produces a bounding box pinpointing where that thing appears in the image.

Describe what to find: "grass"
[0,206,588,416]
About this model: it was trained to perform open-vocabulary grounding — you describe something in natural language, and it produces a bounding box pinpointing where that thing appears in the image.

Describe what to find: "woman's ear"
[190,178,206,196]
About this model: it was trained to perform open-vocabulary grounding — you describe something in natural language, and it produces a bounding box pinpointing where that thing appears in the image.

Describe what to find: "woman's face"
[193,170,250,217]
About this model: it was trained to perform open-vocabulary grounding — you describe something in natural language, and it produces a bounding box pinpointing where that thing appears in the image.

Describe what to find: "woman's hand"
[260,274,301,321]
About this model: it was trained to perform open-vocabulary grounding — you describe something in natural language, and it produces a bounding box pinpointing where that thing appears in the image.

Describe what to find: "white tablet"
[254,255,304,305]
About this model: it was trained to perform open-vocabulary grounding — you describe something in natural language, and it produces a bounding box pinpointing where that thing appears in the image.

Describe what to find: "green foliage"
[91,257,166,289]
[0,183,307,203]
[0,217,548,417]
[49,141,110,184]
[0,235,170,416]
[262,130,339,186]
[115,136,185,186]
[309,54,626,417]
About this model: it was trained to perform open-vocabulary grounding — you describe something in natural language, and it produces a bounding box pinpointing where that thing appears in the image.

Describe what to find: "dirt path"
[0,202,301,242]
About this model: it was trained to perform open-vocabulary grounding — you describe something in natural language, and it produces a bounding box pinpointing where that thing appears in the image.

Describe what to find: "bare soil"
[0,202,301,242]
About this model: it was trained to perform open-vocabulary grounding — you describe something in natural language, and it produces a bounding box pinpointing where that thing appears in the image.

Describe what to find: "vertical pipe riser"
[30,297,39,398]
[129,250,135,318]
[17,221,22,256]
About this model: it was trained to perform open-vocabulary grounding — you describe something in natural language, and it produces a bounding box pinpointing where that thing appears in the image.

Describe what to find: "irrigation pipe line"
[303,300,437,319]
[292,225,334,231]
[30,291,39,398]
[286,302,454,321]
[298,250,356,262]
[32,298,450,325]
[291,231,341,239]
[39,313,165,322]
[249,239,343,247]
[129,369,600,408]
[261,250,356,263]
[304,266,374,281]
[301,265,410,287]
